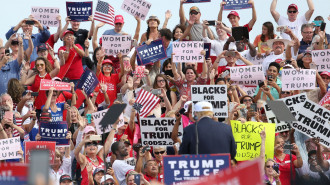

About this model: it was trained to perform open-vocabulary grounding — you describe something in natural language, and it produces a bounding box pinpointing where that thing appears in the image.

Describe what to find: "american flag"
[94,0,115,26]
[133,89,160,118]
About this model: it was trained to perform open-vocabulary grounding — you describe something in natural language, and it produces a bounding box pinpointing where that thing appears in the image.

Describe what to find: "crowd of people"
[0,0,330,185]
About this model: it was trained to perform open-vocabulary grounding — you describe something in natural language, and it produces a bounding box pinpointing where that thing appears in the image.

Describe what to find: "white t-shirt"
[262,53,286,74]
[218,50,254,66]
[203,37,228,56]
[113,159,135,185]
[277,15,308,41]
[50,156,72,185]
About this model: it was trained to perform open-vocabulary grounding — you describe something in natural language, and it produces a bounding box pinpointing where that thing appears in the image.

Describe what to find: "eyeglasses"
[302,31,313,34]
[281,91,291,95]
[313,42,319,45]
[36,64,44,67]
[243,99,252,103]
[124,122,128,125]
[157,80,165,83]
[266,165,273,168]
[288,11,297,13]
[154,151,166,155]
[190,12,199,15]
[115,23,123,25]
[309,156,317,160]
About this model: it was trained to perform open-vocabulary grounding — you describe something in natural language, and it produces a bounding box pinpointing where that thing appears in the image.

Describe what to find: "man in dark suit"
[179,101,236,159]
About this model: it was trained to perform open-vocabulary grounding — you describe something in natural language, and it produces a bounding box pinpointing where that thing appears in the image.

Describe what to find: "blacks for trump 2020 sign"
[163,154,230,185]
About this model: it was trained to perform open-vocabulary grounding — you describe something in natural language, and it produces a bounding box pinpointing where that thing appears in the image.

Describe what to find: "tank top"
[81,156,104,185]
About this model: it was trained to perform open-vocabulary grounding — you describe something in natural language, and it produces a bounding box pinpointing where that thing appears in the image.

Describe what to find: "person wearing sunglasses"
[270,1,315,41]
[264,159,281,185]
[153,146,167,167]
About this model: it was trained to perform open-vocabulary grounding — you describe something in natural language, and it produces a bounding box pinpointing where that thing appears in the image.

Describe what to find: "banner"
[40,79,71,91]
[31,7,60,27]
[184,158,263,185]
[39,121,69,146]
[172,41,204,63]
[231,121,275,161]
[0,137,21,161]
[223,0,252,10]
[250,53,267,65]
[319,91,330,106]
[136,39,167,65]
[240,86,257,97]
[191,85,228,117]
[294,100,330,147]
[102,35,132,55]
[264,93,307,133]
[230,65,265,86]
[76,68,99,95]
[66,1,93,22]
[132,66,145,78]
[92,109,124,134]
[312,49,330,71]
[183,0,211,3]
[121,0,151,20]
[282,69,316,91]
[163,154,230,185]
[140,118,183,146]
[24,141,56,164]
[0,163,28,185]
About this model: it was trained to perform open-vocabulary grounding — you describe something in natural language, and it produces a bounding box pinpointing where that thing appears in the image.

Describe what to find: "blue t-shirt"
[41,103,65,122]
[103,29,122,35]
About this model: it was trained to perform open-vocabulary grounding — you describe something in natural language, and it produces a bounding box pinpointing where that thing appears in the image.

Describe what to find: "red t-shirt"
[274,154,297,185]
[32,74,52,110]
[46,34,55,49]
[144,174,163,183]
[58,44,84,80]
[96,73,120,106]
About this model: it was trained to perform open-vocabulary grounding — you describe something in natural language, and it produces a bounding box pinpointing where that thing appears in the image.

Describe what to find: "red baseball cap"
[102,59,113,65]
[114,15,124,24]
[62,30,74,37]
[288,4,298,11]
[320,71,330,77]
[227,11,240,18]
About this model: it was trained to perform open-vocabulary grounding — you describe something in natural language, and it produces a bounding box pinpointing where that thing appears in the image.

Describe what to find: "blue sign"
[136,39,167,65]
[223,0,252,10]
[76,68,99,95]
[39,121,69,146]
[66,1,93,22]
[204,43,211,59]
[163,154,231,185]
[183,0,211,3]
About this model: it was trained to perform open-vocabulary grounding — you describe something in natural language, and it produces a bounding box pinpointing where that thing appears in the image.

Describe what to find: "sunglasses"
[288,11,297,13]
[266,165,273,168]
[36,64,44,67]
[190,12,199,15]
[281,91,291,95]
[154,151,166,155]
[124,122,128,125]
[243,99,252,103]
[157,80,165,83]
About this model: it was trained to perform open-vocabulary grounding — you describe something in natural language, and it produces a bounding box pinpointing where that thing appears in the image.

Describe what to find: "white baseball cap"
[183,101,192,113]
[194,101,213,112]
[100,175,115,184]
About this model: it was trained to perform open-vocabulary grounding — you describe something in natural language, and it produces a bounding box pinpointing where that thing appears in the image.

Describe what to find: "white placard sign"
[312,49,330,72]
[230,65,265,86]
[294,100,330,147]
[121,0,151,20]
[264,93,307,133]
[282,69,316,91]
[140,118,183,146]
[250,53,268,65]
[31,7,60,27]
[172,41,204,63]
[92,109,124,134]
[102,35,132,55]
[191,85,228,117]
[0,137,21,160]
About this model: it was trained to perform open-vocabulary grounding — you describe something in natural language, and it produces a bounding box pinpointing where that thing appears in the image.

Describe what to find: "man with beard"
[112,141,137,185]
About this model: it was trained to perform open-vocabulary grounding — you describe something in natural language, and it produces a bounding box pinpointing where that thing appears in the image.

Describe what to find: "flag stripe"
[94,0,114,26]
[135,89,160,118]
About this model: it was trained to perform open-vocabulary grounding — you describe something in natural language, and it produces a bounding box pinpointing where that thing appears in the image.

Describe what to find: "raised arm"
[270,0,280,22]
[43,87,54,111]
[133,16,141,42]
[25,34,34,60]
[54,15,62,43]
[87,16,95,39]
[247,0,257,29]
[217,1,226,22]
[305,0,314,21]
[162,10,172,29]
[60,17,71,40]
[179,0,187,25]
[98,127,117,161]
[92,22,105,51]
[236,51,253,65]
[171,112,182,144]
[171,54,181,80]
[17,35,24,66]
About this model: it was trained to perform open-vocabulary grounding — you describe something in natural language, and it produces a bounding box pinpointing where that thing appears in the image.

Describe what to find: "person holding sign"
[42,87,66,122]
[140,15,160,45]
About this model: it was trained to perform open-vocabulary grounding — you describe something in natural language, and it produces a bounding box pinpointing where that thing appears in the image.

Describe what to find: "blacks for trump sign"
[191,85,228,117]
[140,118,183,146]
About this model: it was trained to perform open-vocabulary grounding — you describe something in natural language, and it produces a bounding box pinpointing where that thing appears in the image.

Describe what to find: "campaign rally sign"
[0,137,21,161]
[24,141,56,164]
[231,121,275,161]
[250,53,267,65]
[102,35,132,55]
[183,0,211,3]
[140,118,183,146]
[184,158,263,185]
[204,43,211,59]
[312,49,330,71]
[282,69,316,91]
[132,66,146,78]
[264,93,307,133]
[223,0,252,10]
[92,109,124,134]
[0,163,28,185]
[163,154,230,185]
[240,85,257,97]
[76,68,99,95]
[121,0,151,20]
[31,7,60,27]
[172,41,204,63]
[136,39,167,65]
[39,121,69,146]
[294,100,330,147]
[66,1,93,22]
[230,65,265,86]
[191,85,228,117]
[319,91,330,106]
[40,79,71,91]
